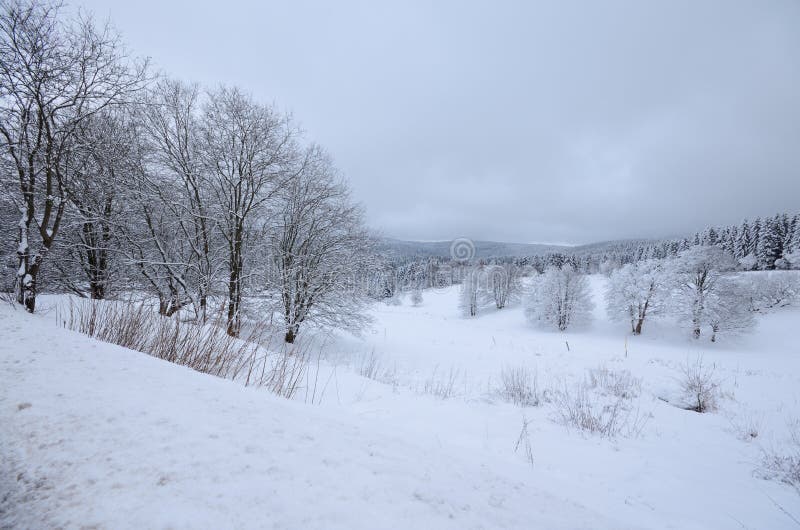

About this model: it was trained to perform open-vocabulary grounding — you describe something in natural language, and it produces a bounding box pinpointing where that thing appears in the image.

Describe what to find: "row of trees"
[585,212,800,273]
[605,247,758,341]
[460,246,796,341]
[458,263,522,316]
[0,0,374,342]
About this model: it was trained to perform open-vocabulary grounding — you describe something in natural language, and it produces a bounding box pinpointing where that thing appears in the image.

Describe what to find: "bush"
[679,356,722,413]
[551,373,648,438]
[497,365,540,407]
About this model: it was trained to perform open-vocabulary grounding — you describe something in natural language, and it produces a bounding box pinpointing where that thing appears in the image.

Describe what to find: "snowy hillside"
[1,301,627,530]
[3,276,800,529]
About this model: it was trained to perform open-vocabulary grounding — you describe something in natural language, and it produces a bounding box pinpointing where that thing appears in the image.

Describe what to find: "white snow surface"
[2,275,800,529]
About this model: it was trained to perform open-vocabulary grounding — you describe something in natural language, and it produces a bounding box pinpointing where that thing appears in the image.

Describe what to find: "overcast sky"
[80,0,799,244]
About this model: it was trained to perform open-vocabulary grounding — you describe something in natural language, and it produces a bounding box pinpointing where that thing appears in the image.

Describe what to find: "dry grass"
[760,420,800,494]
[420,366,461,400]
[588,365,641,399]
[551,367,648,438]
[58,299,307,399]
[497,365,540,407]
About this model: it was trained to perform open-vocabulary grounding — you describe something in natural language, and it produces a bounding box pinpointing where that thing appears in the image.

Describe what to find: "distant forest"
[380,211,800,297]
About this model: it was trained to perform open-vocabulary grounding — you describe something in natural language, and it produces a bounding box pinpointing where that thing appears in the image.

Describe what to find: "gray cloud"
[81,0,800,243]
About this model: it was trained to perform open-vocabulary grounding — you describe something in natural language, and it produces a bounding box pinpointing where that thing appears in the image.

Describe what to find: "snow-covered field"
[2,276,799,529]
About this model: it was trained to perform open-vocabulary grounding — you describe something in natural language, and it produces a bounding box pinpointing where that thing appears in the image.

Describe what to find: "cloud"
[82,0,800,243]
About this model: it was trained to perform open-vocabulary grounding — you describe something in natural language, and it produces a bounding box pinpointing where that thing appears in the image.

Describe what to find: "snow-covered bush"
[605,260,666,335]
[731,414,762,442]
[551,378,647,438]
[679,356,722,413]
[497,365,540,407]
[525,264,593,331]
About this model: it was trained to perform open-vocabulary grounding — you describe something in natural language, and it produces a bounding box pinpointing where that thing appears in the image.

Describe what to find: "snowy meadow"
[3,266,800,529]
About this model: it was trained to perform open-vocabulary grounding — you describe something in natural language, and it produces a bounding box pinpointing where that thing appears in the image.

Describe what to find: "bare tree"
[141,79,220,321]
[268,145,374,343]
[487,262,521,309]
[0,0,146,311]
[201,86,295,336]
[56,110,139,299]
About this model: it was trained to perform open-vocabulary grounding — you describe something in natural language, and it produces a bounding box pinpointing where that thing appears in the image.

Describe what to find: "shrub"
[679,356,722,413]
[550,366,647,438]
[497,365,540,407]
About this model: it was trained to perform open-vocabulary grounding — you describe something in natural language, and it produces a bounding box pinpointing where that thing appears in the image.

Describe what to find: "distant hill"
[379,237,655,260]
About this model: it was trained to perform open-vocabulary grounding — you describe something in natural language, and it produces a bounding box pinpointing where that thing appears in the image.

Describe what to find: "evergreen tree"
[737,220,752,259]
[752,218,763,268]
[757,216,783,270]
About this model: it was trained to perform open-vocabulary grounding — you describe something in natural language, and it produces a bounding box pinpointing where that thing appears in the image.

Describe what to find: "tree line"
[0,0,374,342]
[457,245,798,342]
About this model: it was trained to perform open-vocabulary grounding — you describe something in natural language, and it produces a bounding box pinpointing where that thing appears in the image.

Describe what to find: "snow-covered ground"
[2,276,799,529]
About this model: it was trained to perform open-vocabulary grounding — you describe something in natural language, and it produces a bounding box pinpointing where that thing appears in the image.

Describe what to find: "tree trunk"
[226,224,244,337]
[89,280,105,300]
[634,318,643,335]
[18,272,36,313]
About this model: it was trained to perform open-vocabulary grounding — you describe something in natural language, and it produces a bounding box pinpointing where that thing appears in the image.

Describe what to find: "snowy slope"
[0,303,628,530]
[3,275,800,529]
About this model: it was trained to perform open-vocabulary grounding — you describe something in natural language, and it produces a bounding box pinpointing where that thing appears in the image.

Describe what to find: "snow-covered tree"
[201,86,296,336]
[0,0,146,311]
[525,264,593,331]
[605,259,666,335]
[487,263,521,309]
[267,145,374,343]
[459,266,481,317]
[52,110,134,299]
[669,246,737,339]
[140,79,223,322]
[758,216,783,270]
[706,276,756,342]
[741,271,800,311]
